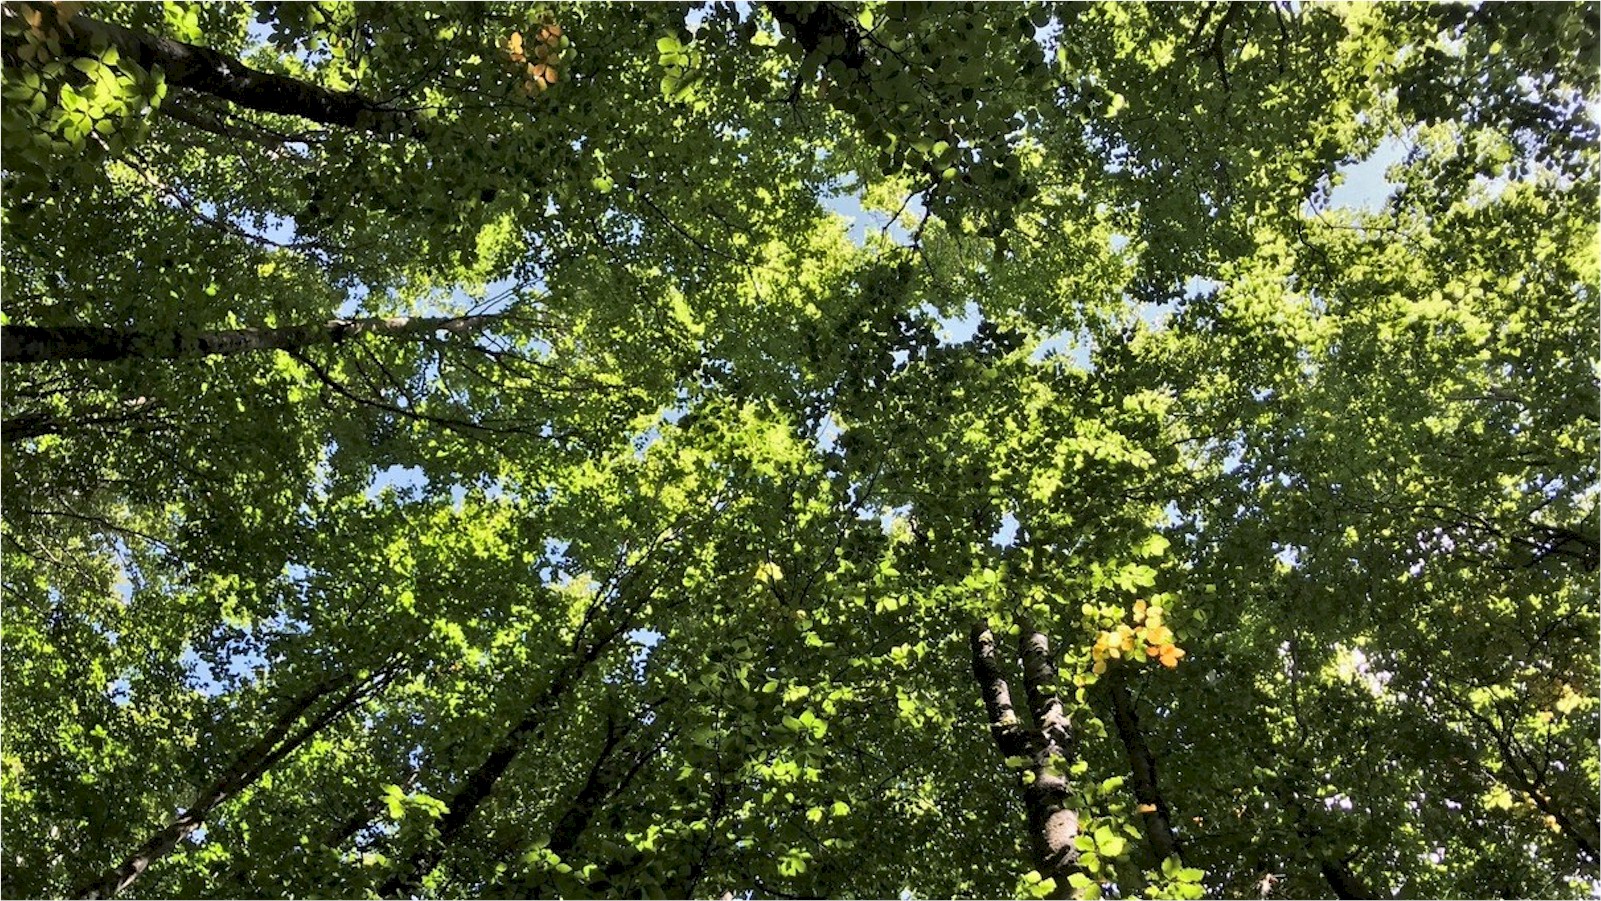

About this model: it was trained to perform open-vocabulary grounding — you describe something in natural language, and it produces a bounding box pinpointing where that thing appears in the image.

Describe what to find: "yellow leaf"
[503,32,526,64]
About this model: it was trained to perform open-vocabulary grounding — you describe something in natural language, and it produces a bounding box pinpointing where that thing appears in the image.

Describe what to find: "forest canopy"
[1,2,1596,899]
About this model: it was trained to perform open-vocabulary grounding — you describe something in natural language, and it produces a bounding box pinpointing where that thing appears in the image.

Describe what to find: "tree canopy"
[1,2,1596,899]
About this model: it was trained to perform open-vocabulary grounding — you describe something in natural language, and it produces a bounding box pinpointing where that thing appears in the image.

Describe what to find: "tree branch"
[1104,671,1182,865]
[2,316,499,364]
[3,6,425,138]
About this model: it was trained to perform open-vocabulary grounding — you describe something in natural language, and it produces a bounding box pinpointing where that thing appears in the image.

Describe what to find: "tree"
[3,2,1595,899]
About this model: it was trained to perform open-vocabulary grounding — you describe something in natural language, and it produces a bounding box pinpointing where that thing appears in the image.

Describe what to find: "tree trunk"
[2,6,424,138]
[1104,672,1182,865]
[379,662,592,898]
[488,713,672,899]
[971,622,1082,899]
[1319,857,1378,900]
[72,670,374,899]
[2,316,498,364]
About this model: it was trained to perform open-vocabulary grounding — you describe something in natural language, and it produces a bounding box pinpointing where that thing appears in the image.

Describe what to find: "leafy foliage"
[2,2,1595,899]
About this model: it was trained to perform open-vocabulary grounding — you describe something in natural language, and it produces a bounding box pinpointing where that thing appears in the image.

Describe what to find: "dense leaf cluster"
[2,3,1595,899]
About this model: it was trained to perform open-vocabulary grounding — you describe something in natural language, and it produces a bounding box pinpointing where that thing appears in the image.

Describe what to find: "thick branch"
[379,651,605,898]
[1319,857,1377,901]
[1017,626,1079,893]
[1497,751,1600,865]
[72,670,365,899]
[3,8,423,138]
[970,621,1081,898]
[1104,672,1182,864]
[2,316,498,364]
[970,621,1030,759]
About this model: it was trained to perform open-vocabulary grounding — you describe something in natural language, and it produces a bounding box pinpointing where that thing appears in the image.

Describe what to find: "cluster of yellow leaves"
[502,19,567,96]
[1091,599,1185,673]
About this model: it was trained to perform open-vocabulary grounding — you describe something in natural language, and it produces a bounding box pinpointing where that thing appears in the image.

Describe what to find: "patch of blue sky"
[826,186,923,248]
[181,647,226,696]
[990,511,1020,547]
[935,300,982,346]
[538,538,572,585]
[813,411,842,454]
[1031,328,1093,368]
[1315,134,1409,213]
[368,464,428,499]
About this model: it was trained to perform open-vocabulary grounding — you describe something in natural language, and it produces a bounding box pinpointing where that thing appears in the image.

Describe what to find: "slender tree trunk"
[379,662,593,898]
[219,762,423,895]
[1103,672,1182,865]
[488,714,671,899]
[971,621,1082,899]
[2,5,424,137]
[381,533,686,897]
[2,316,498,364]
[72,670,377,899]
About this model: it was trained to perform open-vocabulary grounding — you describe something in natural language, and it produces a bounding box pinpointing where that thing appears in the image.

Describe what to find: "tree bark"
[1319,857,1378,900]
[488,712,672,899]
[2,316,498,364]
[2,6,424,138]
[379,658,599,898]
[1103,672,1182,865]
[71,669,377,899]
[971,621,1082,898]
[971,621,1030,760]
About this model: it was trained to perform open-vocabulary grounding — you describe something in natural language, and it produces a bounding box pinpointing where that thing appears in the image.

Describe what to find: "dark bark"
[379,658,601,898]
[1453,692,1601,867]
[2,316,498,364]
[219,762,422,895]
[489,713,675,899]
[970,621,1030,759]
[546,717,633,858]
[72,669,383,899]
[1104,672,1182,865]
[970,621,1082,899]
[4,397,165,443]
[1319,857,1377,901]
[2,6,424,138]
[378,520,693,897]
